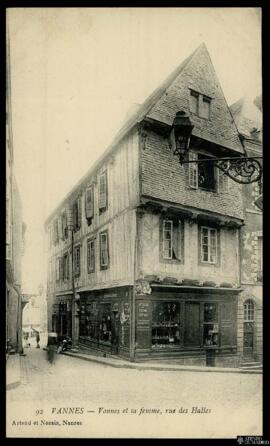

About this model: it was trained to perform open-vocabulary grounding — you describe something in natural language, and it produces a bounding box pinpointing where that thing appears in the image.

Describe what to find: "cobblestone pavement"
[6,348,262,439]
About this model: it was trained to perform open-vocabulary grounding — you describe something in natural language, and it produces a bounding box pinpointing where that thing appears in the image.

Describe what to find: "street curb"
[63,352,262,374]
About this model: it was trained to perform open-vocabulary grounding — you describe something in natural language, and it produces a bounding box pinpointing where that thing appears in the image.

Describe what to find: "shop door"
[243,300,255,359]
[243,322,254,358]
[184,302,200,347]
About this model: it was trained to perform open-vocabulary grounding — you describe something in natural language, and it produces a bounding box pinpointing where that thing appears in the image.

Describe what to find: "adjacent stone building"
[230,96,263,363]
[6,29,26,354]
[45,43,261,366]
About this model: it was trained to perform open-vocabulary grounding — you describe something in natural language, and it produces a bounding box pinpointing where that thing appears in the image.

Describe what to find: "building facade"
[46,44,257,366]
[6,29,26,354]
[230,97,263,364]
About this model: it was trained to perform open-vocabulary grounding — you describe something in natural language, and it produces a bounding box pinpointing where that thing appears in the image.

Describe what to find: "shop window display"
[152,302,181,348]
[80,302,112,344]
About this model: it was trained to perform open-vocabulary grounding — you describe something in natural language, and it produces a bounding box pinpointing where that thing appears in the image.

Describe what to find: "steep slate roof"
[45,43,244,225]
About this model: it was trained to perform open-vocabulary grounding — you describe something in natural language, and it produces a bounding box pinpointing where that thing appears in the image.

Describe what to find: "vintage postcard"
[6,7,263,439]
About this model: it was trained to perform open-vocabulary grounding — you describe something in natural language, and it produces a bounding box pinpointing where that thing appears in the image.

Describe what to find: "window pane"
[198,154,215,191]
[100,233,108,266]
[201,96,211,119]
[204,303,217,322]
[152,302,180,347]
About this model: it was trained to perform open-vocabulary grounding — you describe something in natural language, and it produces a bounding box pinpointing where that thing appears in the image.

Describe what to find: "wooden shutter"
[77,197,81,229]
[172,220,181,260]
[100,232,109,268]
[85,187,94,219]
[72,202,77,230]
[184,302,200,346]
[188,152,198,188]
[58,217,62,241]
[218,170,229,193]
[99,172,107,210]
[219,301,235,347]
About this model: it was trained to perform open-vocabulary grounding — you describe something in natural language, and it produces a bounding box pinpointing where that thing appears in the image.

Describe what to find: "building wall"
[141,128,243,220]
[237,141,262,362]
[138,211,240,286]
[46,129,140,331]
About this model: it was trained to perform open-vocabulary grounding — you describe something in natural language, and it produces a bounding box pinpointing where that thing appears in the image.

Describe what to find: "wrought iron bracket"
[181,156,262,184]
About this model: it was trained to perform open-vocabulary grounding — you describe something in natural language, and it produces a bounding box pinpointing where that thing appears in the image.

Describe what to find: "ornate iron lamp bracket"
[184,156,263,184]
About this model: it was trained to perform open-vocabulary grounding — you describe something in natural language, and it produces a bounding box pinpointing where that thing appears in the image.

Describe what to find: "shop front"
[78,286,132,358]
[134,284,240,366]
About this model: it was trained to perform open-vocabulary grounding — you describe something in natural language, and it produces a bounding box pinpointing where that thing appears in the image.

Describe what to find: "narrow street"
[7,347,262,438]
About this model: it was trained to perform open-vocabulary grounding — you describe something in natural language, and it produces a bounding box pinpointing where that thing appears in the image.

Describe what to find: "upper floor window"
[61,212,68,240]
[190,90,199,115]
[161,219,182,261]
[188,152,216,192]
[87,238,95,273]
[85,186,94,223]
[244,300,254,322]
[74,245,81,277]
[189,90,212,119]
[53,219,59,245]
[200,226,218,264]
[56,257,61,281]
[72,197,81,232]
[201,96,211,119]
[100,231,109,269]
[63,252,69,280]
[99,171,108,212]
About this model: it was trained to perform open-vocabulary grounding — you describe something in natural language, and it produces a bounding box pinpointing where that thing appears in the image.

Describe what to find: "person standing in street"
[36,331,40,348]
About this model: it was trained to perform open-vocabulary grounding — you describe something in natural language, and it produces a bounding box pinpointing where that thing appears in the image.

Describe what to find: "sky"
[7,7,262,293]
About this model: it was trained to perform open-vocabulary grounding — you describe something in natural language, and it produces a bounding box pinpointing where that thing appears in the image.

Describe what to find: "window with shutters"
[87,238,95,273]
[61,212,68,240]
[73,197,81,232]
[100,231,109,269]
[56,257,61,281]
[74,245,81,277]
[189,89,212,119]
[54,219,59,245]
[85,186,94,223]
[99,171,107,212]
[200,226,218,264]
[63,252,69,280]
[161,219,183,262]
[188,152,217,191]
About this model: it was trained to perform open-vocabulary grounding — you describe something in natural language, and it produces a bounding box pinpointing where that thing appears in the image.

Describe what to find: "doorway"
[243,299,255,359]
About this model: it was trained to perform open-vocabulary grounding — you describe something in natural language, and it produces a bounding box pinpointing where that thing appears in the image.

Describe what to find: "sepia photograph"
[6,7,263,439]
